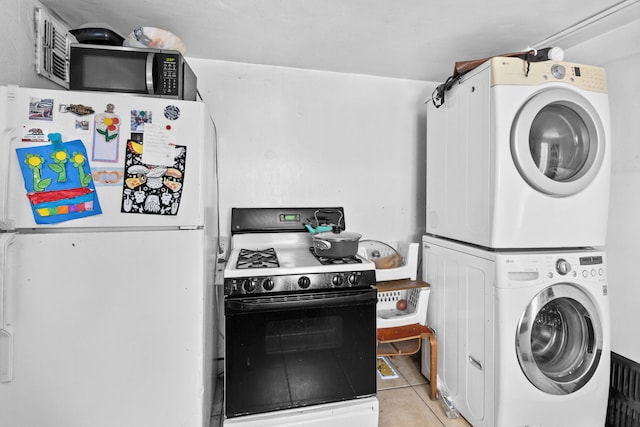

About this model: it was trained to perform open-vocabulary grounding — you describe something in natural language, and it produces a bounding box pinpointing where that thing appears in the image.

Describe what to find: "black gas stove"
[222,207,378,422]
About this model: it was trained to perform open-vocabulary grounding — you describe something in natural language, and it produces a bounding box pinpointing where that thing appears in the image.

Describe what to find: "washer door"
[516,283,603,395]
[511,88,606,196]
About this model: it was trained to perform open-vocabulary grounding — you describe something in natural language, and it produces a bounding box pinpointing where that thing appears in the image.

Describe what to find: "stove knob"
[242,279,257,293]
[262,278,275,291]
[556,259,571,276]
[298,276,311,289]
[332,274,344,287]
[348,273,360,285]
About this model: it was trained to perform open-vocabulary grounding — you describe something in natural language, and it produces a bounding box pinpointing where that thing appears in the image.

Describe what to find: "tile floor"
[210,353,472,427]
[376,354,471,427]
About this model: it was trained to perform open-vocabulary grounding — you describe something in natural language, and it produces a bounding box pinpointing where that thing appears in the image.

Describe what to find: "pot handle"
[305,224,332,234]
[313,239,331,250]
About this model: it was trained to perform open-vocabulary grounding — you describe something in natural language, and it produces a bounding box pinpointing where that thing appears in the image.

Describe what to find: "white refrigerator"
[0,86,218,427]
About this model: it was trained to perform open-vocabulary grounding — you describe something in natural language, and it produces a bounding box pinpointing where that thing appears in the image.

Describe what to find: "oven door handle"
[226,289,376,312]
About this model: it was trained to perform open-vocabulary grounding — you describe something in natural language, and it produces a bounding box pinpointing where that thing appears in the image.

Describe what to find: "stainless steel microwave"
[69,44,197,100]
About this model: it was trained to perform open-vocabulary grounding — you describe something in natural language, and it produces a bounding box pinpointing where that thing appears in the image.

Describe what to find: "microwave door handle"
[146,52,155,94]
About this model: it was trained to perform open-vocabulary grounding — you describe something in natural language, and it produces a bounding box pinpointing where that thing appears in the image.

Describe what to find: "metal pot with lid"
[312,228,362,258]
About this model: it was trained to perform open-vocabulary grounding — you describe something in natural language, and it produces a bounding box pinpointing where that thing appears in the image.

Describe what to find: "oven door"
[224,287,377,418]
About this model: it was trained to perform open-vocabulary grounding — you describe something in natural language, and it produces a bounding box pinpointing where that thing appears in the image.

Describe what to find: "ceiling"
[41,0,637,82]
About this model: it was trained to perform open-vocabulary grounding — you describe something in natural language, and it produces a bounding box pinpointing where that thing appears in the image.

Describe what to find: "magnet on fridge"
[131,109,152,132]
[164,105,180,120]
[15,134,102,224]
[28,97,54,121]
[75,119,90,132]
[21,127,49,142]
[59,103,95,116]
[92,103,120,162]
[92,167,125,186]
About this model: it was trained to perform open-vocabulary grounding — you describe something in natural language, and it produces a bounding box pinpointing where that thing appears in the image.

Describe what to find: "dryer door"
[510,88,606,196]
[516,283,603,395]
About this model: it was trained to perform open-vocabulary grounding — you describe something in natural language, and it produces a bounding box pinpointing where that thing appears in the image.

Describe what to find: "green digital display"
[280,214,299,221]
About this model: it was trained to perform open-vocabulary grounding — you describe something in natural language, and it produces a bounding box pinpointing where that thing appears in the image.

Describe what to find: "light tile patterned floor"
[210,353,472,426]
[376,354,472,427]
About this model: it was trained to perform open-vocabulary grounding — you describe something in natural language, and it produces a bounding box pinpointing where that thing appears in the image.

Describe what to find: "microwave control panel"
[158,54,179,96]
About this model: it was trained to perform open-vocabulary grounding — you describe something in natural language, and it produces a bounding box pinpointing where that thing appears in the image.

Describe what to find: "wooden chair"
[375,280,437,400]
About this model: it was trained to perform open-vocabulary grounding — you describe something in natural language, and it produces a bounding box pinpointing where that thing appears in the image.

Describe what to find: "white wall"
[189,58,435,244]
[1,0,62,89]
[566,19,640,363]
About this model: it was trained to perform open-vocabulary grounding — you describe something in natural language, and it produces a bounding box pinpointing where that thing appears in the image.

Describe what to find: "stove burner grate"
[309,247,362,265]
[236,248,280,269]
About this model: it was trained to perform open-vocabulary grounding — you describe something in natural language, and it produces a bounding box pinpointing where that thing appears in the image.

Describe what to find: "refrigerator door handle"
[0,136,15,230]
[0,233,14,383]
[0,86,17,230]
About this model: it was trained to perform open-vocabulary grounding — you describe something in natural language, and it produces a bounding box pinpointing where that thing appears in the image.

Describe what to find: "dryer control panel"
[490,56,607,93]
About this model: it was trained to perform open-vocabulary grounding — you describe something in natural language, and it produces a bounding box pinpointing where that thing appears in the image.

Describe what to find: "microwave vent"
[35,7,73,88]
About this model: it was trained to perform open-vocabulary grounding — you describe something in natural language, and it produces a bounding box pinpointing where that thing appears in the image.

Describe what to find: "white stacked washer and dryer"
[421,56,611,426]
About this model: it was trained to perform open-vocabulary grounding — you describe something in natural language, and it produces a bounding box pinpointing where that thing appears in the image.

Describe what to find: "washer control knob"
[556,259,571,275]
[298,276,311,289]
[348,273,360,285]
[242,278,257,293]
[551,64,566,79]
[332,274,344,287]
[262,278,275,291]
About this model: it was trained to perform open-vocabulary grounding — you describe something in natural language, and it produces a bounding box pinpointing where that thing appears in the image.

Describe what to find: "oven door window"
[224,288,377,418]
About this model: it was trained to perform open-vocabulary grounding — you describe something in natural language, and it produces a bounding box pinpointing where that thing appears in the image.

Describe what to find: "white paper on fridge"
[142,123,176,167]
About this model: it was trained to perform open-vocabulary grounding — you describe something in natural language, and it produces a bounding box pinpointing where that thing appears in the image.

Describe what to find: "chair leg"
[425,334,437,400]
